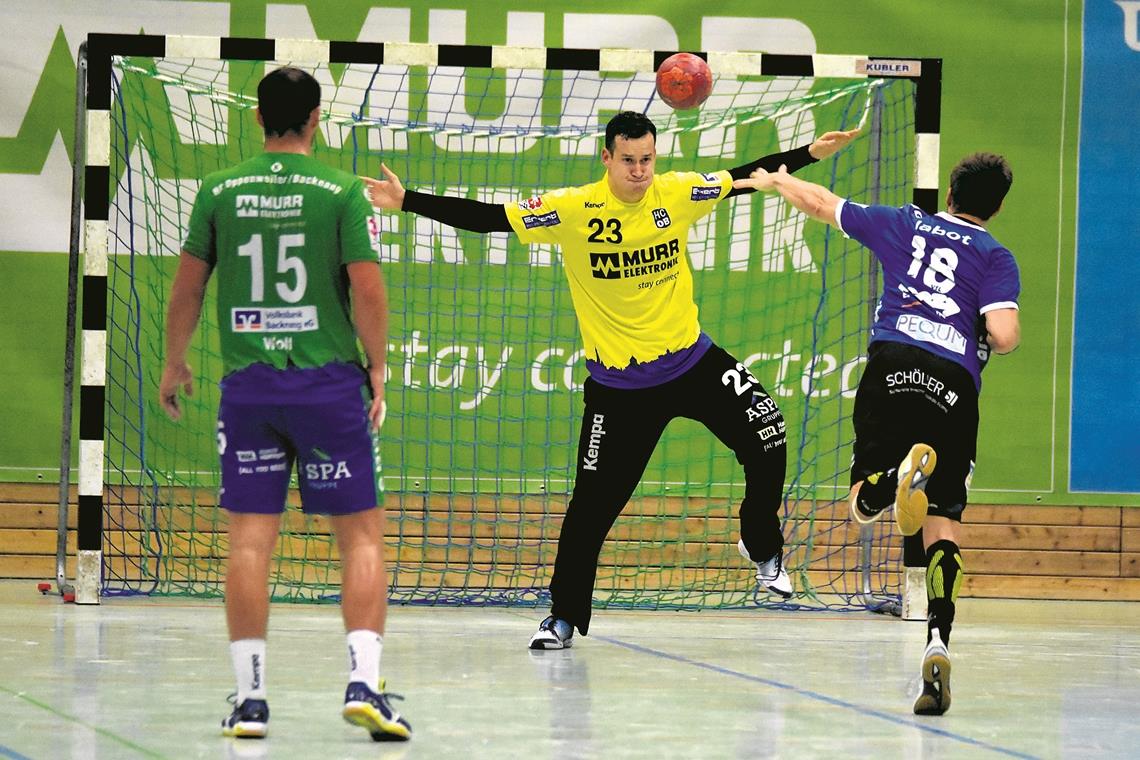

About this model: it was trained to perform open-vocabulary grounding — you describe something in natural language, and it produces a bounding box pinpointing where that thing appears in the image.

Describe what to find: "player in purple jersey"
[733,153,1020,716]
[158,67,411,742]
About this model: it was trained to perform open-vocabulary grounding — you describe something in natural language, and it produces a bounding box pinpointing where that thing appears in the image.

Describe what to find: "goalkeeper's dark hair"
[257,67,321,138]
[605,111,656,152]
[948,152,1012,220]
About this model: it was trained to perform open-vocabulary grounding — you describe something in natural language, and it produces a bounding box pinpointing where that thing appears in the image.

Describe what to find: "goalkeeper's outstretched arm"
[732,166,843,227]
[362,164,512,233]
[725,128,861,198]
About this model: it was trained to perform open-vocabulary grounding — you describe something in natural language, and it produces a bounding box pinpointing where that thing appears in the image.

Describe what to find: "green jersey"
[183,152,380,375]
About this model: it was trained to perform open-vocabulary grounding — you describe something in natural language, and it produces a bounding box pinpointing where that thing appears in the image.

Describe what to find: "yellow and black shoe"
[913,628,952,716]
[895,443,937,536]
[343,680,412,742]
[221,696,269,738]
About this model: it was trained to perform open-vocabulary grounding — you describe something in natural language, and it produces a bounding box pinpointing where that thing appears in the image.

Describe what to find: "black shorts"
[850,341,979,520]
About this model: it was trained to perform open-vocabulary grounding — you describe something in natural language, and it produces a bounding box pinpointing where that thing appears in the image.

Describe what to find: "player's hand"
[159,361,194,421]
[361,164,406,211]
[731,164,788,192]
[808,128,862,160]
[367,365,387,432]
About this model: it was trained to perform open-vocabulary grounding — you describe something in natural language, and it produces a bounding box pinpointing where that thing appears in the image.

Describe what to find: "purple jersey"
[836,201,1020,390]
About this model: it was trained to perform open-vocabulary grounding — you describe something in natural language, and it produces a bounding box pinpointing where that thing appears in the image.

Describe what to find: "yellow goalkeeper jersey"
[503,169,733,370]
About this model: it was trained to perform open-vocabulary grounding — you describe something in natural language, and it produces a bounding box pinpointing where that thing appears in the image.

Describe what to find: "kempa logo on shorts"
[582,413,606,471]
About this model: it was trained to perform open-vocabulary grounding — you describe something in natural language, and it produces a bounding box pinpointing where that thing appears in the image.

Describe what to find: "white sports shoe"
[913,627,952,715]
[528,616,574,650]
[737,539,793,598]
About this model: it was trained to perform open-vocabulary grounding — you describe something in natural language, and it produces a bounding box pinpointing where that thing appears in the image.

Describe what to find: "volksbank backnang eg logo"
[233,309,263,330]
[231,306,319,332]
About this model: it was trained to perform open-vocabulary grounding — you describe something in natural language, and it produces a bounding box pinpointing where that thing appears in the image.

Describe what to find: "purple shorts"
[217,370,382,515]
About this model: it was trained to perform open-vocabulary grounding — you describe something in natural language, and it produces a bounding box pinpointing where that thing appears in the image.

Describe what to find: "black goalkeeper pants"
[549,343,788,635]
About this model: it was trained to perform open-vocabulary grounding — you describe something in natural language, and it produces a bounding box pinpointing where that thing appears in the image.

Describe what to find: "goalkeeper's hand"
[808,128,862,160]
[159,361,194,421]
[361,164,406,211]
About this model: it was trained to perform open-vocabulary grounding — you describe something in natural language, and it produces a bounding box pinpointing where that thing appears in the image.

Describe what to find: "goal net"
[90,39,916,608]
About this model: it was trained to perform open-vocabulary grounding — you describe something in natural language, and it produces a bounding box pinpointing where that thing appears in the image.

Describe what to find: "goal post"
[66,32,941,610]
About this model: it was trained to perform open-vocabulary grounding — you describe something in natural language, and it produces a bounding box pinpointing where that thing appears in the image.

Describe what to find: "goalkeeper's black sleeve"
[725,144,818,198]
[402,189,512,233]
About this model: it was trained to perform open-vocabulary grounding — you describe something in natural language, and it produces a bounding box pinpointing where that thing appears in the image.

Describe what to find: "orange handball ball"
[655,52,713,110]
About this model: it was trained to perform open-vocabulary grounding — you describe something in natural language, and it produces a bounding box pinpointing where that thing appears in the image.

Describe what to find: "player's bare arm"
[347,260,390,430]
[159,251,212,420]
[732,166,843,227]
[983,307,1020,353]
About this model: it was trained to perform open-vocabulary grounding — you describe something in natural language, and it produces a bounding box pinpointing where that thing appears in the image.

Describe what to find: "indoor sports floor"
[0,581,1136,759]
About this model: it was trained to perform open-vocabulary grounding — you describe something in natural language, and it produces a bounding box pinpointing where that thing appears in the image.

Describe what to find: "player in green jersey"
[159,67,410,742]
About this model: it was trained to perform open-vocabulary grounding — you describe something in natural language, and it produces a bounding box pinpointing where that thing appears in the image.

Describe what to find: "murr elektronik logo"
[589,252,621,279]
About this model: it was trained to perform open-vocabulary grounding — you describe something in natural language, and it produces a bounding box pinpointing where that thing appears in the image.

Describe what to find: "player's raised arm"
[362,163,513,234]
[725,128,860,198]
[732,165,843,227]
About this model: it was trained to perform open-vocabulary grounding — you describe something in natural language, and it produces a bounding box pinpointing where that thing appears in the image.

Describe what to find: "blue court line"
[594,634,1040,760]
[0,745,34,760]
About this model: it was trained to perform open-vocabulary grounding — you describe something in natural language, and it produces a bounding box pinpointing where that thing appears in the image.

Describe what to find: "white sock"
[230,639,267,702]
[347,629,383,689]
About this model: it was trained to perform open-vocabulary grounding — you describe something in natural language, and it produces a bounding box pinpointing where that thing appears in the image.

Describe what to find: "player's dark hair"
[948,152,1012,221]
[257,67,321,138]
[605,111,657,152]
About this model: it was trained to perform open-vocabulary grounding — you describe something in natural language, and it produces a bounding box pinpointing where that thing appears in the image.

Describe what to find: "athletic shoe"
[849,473,890,525]
[737,539,793,599]
[528,615,574,650]
[913,628,952,716]
[221,696,269,738]
[343,680,412,742]
[895,443,937,537]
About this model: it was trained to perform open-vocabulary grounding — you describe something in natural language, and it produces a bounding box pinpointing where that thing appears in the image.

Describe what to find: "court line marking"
[0,745,33,760]
[593,634,1040,760]
[0,684,165,759]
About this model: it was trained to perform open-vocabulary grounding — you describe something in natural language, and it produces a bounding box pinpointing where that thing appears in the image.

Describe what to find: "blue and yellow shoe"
[343,680,412,742]
[221,697,269,738]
